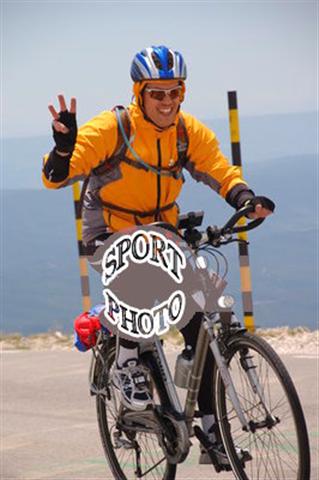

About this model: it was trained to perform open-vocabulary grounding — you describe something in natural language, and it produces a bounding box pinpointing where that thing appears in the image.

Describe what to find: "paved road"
[1,349,318,480]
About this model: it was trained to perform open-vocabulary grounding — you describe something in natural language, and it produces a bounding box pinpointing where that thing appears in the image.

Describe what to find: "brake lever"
[221,205,265,235]
[228,217,264,234]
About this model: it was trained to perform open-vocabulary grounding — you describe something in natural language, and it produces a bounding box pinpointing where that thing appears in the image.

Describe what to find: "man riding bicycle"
[42,45,274,465]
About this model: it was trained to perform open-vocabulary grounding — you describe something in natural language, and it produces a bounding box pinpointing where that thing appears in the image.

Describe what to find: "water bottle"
[174,345,194,388]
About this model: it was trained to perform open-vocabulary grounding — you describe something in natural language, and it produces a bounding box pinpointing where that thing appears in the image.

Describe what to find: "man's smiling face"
[142,80,182,128]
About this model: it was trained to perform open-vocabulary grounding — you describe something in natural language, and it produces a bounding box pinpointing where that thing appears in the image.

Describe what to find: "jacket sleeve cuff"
[225,183,255,209]
[42,148,71,183]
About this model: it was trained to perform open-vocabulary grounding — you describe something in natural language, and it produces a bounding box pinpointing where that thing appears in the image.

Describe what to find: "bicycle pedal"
[113,431,134,449]
[241,450,253,464]
[194,410,203,418]
[218,464,232,472]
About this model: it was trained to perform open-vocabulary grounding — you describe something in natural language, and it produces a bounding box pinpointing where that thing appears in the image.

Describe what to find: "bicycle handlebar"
[155,206,266,248]
[198,206,265,248]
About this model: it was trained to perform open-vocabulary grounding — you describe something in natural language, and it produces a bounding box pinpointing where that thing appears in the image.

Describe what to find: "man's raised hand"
[48,94,77,154]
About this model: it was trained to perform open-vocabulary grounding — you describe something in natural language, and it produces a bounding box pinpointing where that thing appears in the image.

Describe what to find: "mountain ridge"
[1,152,317,334]
[1,110,317,334]
[1,111,317,190]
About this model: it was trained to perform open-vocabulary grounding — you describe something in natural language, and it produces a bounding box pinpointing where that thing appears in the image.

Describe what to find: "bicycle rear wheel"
[95,338,177,480]
[215,332,310,480]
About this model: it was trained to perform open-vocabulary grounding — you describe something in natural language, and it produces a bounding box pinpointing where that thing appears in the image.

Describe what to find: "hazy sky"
[1,1,317,137]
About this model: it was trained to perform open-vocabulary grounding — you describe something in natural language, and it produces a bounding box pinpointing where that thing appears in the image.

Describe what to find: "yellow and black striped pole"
[228,91,255,332]
[72,182,91,312]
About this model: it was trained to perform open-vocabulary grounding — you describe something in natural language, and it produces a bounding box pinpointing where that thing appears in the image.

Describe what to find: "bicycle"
[88,205,311,480]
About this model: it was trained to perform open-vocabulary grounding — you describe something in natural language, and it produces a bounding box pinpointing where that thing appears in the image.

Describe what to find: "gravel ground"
[1,326,318,355]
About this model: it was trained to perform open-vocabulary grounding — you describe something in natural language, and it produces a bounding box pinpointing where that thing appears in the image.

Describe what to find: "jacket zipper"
[156,139,162,221]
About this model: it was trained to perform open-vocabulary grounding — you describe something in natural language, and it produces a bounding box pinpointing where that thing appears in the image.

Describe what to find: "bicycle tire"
[214,332,310,480]
[95,338,177,480]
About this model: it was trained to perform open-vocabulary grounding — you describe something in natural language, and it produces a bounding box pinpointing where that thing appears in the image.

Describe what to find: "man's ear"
[179,81,186,103]
[132,80,148,109]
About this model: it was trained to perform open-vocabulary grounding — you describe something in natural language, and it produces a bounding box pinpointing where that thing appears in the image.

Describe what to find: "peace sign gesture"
[48,94,78,154]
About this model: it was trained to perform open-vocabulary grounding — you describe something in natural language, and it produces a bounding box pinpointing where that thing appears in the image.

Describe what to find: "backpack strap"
[78,107,130,221]
[92,106,131,176]
[114,107,166,176]
[176,114,189,168]
[115,107,189,179]
[79,108,189,222]
[92,107,189,179]
[100,199,177,219]
[112,105,131,156]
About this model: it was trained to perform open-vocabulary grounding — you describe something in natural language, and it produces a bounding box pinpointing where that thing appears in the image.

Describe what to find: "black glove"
[43,149,71,183]
[246,196,275,213]
[52,110,77,153]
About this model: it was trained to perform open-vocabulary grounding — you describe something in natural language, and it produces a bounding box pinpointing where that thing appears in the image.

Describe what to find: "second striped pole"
[228,91,255,333]
[72,182,91,312]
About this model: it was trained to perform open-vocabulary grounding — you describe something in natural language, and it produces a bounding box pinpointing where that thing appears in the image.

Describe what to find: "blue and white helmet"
[130,45,187,82]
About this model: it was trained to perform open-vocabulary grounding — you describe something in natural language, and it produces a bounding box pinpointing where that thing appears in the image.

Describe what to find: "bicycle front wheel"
[215,332,310,480]
[95,339,177,480]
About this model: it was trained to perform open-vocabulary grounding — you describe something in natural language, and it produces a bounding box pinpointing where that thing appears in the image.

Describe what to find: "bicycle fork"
[208,328,250,431]
[183,314,249,432]
[203,314,276,432]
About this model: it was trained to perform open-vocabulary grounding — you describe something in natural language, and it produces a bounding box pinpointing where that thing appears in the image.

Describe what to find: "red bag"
[74,312,102,350]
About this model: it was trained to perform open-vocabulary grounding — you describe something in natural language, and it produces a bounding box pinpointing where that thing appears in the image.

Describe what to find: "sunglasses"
[144,86,182,101]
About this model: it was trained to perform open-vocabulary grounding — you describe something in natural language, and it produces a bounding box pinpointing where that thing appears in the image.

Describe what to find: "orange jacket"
[42,102,247,241]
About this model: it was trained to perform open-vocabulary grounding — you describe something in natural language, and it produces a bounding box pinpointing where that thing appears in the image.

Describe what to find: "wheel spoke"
[95,344,175,479]
[216,334,310,480]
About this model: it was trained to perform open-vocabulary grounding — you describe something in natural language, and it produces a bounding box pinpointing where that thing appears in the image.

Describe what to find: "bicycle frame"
[88,207,273,466]
[89,312,276,461]
[140,314,248,442]
[89,310,270,447]
[149,311,273,438]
